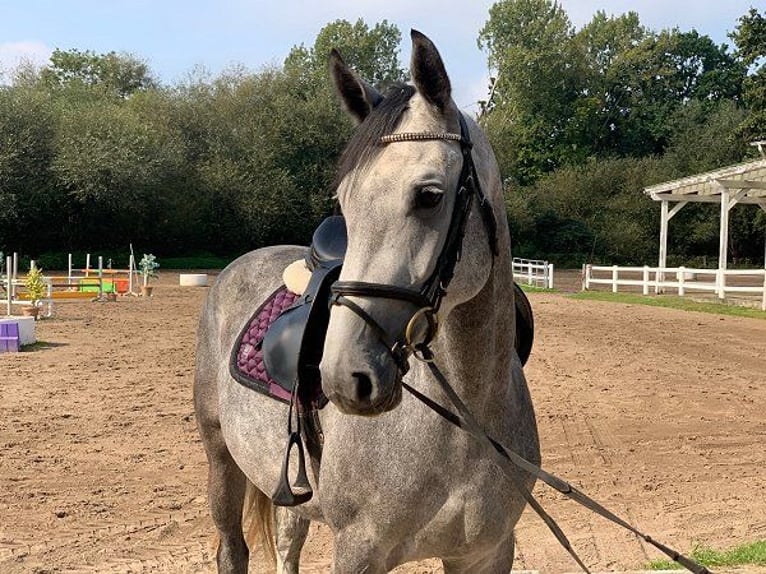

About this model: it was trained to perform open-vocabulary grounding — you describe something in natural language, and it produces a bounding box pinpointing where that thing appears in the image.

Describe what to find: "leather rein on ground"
[330,114,711,574]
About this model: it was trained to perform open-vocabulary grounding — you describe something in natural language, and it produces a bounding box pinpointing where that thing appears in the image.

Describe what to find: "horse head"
[320,30,500,416]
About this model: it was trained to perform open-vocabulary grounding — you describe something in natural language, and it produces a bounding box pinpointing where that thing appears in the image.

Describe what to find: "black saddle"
[262,216,347,394]
[513,282,534,366]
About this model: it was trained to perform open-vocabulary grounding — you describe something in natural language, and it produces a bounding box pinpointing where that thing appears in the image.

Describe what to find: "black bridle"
[330,113,499,371]
[327,113,711,574]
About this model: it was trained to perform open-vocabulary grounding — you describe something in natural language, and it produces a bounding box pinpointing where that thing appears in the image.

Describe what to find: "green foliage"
[0,85,59,253]
[572,292,766,320]
[507,156,660,265]
[647,539,766,569]
[0,18,406,262]
[40,48,156,97]
[505,95,762,268]
[662,100,749,173]
[285,19,404,89]
[24,266,47,303]
[479,0,580,183]
[0,11,761,275]
[731,8,766,140]
[137,253,159,285]
[480,1,747,183]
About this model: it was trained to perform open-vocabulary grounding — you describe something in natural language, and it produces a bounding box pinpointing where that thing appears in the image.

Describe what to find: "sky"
[0,0,759,113]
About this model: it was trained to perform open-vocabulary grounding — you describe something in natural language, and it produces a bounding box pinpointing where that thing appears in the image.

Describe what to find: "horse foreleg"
[274,507,310,573]
[441,535,515,574]
[331,530,387,574]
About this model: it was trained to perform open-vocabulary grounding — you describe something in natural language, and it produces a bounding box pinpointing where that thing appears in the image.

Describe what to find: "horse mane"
[334,83,416,188]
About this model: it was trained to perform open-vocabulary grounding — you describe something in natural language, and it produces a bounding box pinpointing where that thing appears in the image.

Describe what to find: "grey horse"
[194,30,540,573]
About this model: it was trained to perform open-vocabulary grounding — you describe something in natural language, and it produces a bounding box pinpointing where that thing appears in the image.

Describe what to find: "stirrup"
[272,431,313,506]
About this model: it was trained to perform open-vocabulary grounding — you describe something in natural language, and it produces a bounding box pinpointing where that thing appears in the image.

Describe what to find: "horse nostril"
[351,371,373,402]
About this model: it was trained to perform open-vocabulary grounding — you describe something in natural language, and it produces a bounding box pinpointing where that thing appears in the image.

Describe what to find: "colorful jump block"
[0,321,20,353]
[78,278,117,293]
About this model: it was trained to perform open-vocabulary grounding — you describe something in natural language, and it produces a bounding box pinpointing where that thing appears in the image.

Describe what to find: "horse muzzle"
[320,345,403,416]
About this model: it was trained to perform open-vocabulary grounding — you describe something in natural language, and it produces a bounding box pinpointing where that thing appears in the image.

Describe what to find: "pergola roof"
[643,155,766,279]
[643,158,766,205]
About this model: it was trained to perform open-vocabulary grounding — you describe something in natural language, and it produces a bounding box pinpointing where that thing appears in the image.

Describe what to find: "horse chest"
[318,406,521,550]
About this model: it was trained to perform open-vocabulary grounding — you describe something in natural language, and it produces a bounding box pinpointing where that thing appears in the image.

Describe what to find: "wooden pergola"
[643,156,766,292]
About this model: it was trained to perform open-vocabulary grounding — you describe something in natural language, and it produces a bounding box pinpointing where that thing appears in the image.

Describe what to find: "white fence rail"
[513,258,554,289]
[582,264,766,310]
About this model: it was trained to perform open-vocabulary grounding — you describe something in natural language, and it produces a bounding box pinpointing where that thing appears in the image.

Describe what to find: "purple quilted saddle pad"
[230,286,300,403]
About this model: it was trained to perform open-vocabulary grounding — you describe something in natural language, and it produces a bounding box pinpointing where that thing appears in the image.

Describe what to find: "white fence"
[582,264,766,310]
[513,258,554,289]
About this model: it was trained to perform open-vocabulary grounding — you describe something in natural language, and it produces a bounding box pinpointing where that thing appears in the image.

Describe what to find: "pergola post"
[656,200,687,293]
[657,200,669,293]
[658,200,669,270]
[716,186,749,299]
[717,184,729,299]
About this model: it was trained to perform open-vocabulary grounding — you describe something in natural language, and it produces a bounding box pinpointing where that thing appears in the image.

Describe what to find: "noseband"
[330,113,499,372]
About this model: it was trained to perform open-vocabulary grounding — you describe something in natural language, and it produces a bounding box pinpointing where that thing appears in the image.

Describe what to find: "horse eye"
[414,188,444,209]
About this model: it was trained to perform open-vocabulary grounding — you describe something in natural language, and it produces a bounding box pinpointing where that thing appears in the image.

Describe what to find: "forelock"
[334,83,416,189]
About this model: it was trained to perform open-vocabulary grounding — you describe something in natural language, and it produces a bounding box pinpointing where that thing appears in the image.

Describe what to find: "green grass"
[20,340,51,351]
[647,540,766,570]
[517,283,556,293]
[571,291,766,320]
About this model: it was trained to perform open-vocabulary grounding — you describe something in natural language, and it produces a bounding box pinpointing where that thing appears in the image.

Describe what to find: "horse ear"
[410,29,451,111]
[329,49,383,123]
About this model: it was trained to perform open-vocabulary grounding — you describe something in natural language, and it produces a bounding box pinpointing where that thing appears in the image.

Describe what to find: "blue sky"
[0,0,758,113]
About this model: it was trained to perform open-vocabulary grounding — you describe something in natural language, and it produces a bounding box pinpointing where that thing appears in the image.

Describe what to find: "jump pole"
[98,256,105,300]
[12,252,18,299]
[128,254,136,295]
[128,243,139,297]
[5,255,11,316]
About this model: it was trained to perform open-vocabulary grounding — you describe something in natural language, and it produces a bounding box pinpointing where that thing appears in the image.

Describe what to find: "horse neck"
[427,117,516,410]
[428,245,515,412]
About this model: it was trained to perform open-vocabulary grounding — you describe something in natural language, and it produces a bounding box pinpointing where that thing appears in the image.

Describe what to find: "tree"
[49,87,184,250]
[731,8,766,141]
[479,0,580,184]
[605,29,745,156]
[0,85,60,253]
[479,2,746,183]
[570,11,649,156]
[285,19,404,90]
[40,48,157,97]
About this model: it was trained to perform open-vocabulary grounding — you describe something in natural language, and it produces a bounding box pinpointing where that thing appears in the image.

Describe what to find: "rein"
[405,346,712,574]
[329,114,712,573]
